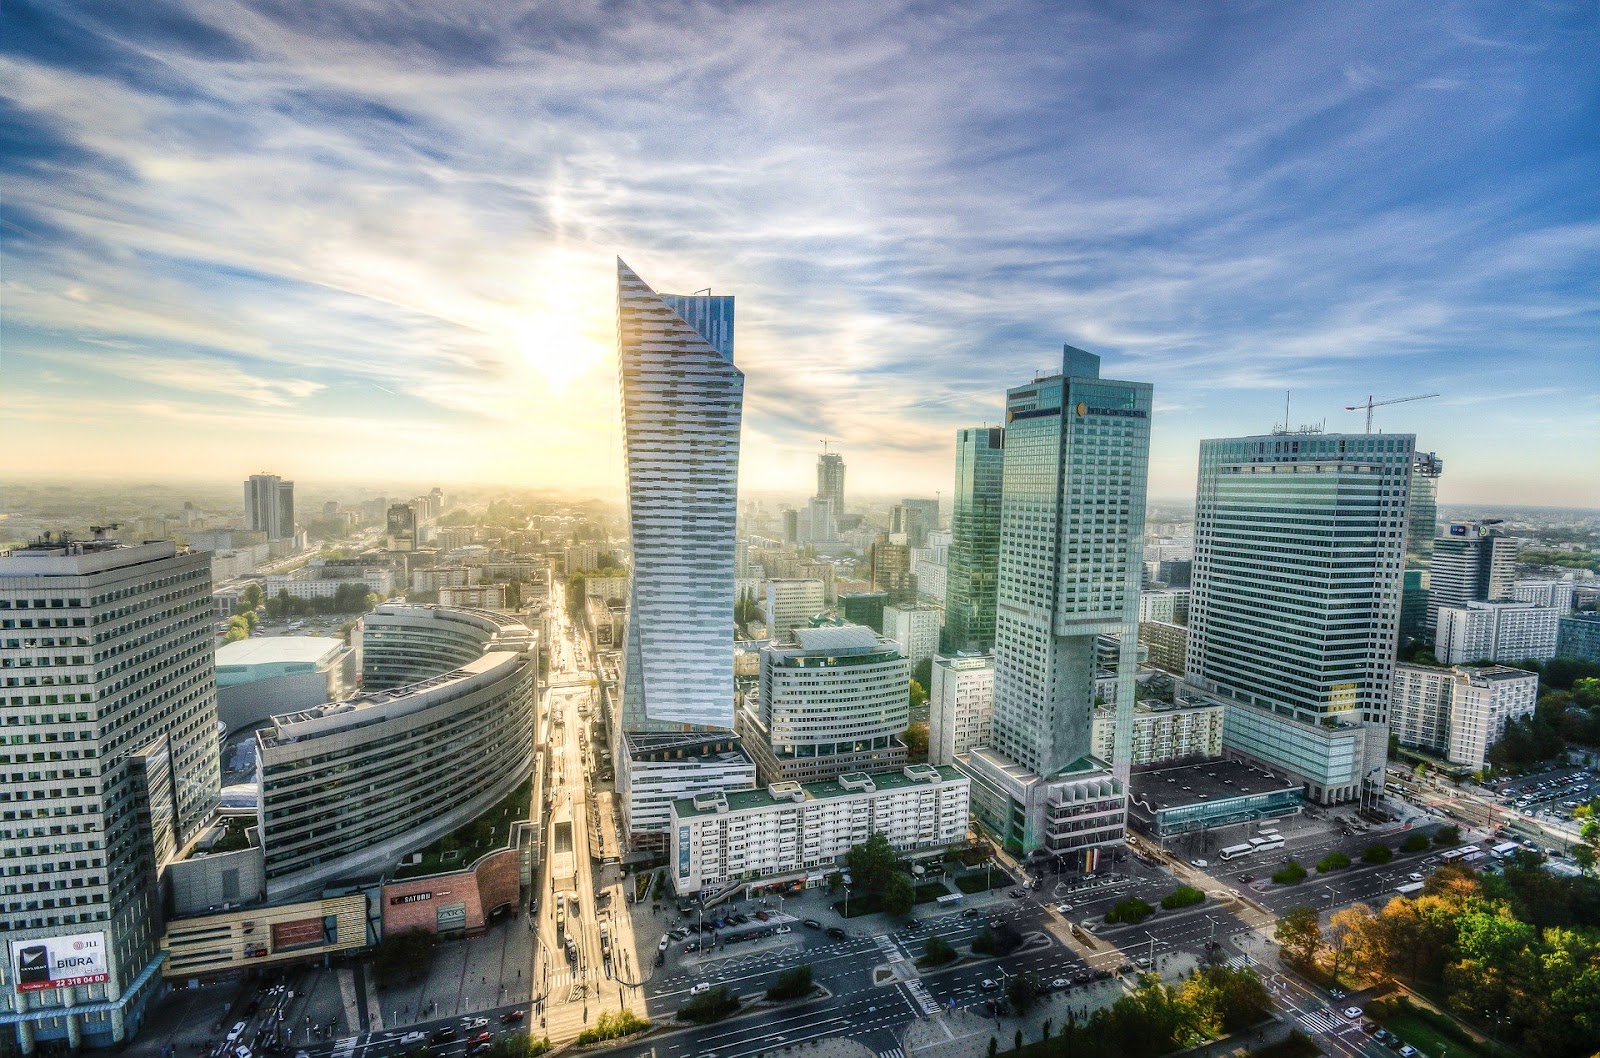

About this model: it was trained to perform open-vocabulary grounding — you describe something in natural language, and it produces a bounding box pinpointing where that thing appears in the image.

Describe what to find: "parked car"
[803,918,823,929]
[1398,1046,1419,1057]
[1052,977,1072,989]
[775,924,792,934]
[684,941,700,953]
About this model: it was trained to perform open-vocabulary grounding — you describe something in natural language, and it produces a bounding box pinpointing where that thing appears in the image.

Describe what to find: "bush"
[678,985,741,1024]
[921,934,958,966]
[1161,886,1206,910]
[1362,844,1393,864]
[767,964,814,1000]
[972,922,1025,956]
[1006,972,1042,1015]
[575,1010,648,1045]
[1272,860,1308,885]
[1402,834,1430,853]
[1105,897,1155,924]
[485,1036,553,1058]
[1316,851,1352,872]
[1433,825,1462,846]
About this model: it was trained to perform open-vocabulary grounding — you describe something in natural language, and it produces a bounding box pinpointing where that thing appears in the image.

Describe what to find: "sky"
[2,1,1597,507]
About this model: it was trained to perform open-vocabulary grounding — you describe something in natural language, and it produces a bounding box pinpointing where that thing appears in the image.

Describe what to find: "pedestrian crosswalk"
[1297,1009,1345,1034]
[877,1049,905,1058]
[875,934,906,964]
[905,980,940,1016]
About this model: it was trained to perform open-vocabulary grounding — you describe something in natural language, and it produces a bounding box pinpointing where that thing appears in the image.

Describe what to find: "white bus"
[1249,837,1285,853]
[1490,841,1521,859]
[1439,847,1476,863]
[1219,843,1255,861]
[1394,881,1425,896]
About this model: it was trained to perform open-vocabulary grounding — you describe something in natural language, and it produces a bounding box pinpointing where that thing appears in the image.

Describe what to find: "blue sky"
[2,0,1596,504]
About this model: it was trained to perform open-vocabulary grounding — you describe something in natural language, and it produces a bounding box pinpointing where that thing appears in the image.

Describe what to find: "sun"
[503,249,613,393]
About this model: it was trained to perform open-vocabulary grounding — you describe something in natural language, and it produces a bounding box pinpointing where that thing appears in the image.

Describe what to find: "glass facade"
[943,427,1004,653]
[1401,452,1443,641]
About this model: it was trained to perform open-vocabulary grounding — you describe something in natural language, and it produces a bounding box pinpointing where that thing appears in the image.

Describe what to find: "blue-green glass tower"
[942,427,1004,654]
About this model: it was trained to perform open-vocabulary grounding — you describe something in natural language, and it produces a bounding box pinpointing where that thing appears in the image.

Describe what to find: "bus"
[1439,847,1476,863]
[1490,841,1521,859]
[1394,881,1425,896]
[1219,843,1255,861]
[1249,837,1285,853]
[1256,828,1283,841]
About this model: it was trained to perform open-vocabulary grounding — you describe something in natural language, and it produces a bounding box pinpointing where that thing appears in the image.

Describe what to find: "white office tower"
[929,654,995,765]
[884,604,945,664]
[243,473,296,541]
[959,347,1152,863]
[0,537,220,1049]
[765,579,827,643]
[1391,663,1538,771]
[1186,431,1413,805]
[1428,520,1517,633]
[614,259,755,847]
[1435,600,1561,664]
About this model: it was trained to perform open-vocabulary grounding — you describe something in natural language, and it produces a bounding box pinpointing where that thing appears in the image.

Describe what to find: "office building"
[668,765,969,895]
[764,579,827,644]
[1428,520,1516,633]
[357,603,535,690]
[816,450,846,518]
[884,604,944,664]
[1155,559,1192,589]
[1089,697,1224,766]
[1126,758,1303,838]
[870,537,917,606]
[1138,589,1190,625]
[0,538,220,1048]
[1185,431,1412,805]
[795,497,838,546]
[1392,663,1539,771]
[214,636,355,735]
[898,499,940,547]
[1401,453,1443,640]
[839,591,888,634]
[960,346,1152,861]
[614,260,754,846]
[244,473,296,541]
[740,625,910,784]
[386,503,418,553]
[1558,612,1600,662]
[929,654,994,765]
[1435,600,1560,664]
[943,427,1004,654]
[1511,578,1575,613]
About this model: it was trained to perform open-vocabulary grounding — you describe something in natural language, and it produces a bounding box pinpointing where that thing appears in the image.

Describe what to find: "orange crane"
[1345,393,1440,433]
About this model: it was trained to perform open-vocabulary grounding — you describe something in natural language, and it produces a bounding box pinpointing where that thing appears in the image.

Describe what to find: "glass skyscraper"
[1401,452,1443,642]
[943,426,1004,654]
[960,347,1152,858]
[816,451,845,517]
[1185,431,1413,804]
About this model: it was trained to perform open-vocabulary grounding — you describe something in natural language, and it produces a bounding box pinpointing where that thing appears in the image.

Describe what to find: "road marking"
[904,980,941,1015]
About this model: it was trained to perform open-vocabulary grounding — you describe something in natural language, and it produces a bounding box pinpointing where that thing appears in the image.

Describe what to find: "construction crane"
[1345,393,1440,433]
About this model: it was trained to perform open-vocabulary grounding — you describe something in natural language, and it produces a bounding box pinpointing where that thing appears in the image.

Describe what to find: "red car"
[472,1031,494,1045]
[500,1010,527,1024]
[754,911,769,921]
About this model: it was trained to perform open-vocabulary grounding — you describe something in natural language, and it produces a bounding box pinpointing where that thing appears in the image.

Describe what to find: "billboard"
[10,932,109,993]
[270,918,327,953]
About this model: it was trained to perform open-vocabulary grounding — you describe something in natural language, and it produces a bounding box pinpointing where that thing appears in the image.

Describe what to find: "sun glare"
[503,250,613,393]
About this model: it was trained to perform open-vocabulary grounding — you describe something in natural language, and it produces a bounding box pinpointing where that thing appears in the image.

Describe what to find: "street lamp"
[844,885,852,919]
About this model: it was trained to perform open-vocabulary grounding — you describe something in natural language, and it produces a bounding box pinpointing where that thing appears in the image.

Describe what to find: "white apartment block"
[618,733,756,844]
[764,579,826,643]
[1090,698,1225,765]
[1510,578,1574,613]
[668,764,969,895]
[884,604,944,664]
[915,556,948,606]
[264,564,396,600]
[1435,600,1560,664]
[581,574,631,602]
[929,654,994,765]
[1138,589,1190,625]
[1392,663,1539,771]
[411,565,481,592]
[437,583,507,610]
[565,543,599,575]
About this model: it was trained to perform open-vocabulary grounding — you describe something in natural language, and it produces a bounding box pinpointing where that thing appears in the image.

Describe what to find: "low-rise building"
[412,565,482,592]
[1138,620,1188,674]
[1126,758,1304,838]
[214,635,355,735]
[929,654,994,766]
[1392,662,1540,771]
[438,583,507,609]
[959,748,1125,870]
[668,764,970,895]
[1090,697,1224,766]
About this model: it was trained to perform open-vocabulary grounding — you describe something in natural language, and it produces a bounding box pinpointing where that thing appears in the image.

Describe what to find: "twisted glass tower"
[616,259,743,731]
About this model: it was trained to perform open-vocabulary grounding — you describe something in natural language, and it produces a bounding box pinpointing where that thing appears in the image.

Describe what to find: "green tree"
[1434,824,1462,846]
[922,935,956,966]
[883,871,916,916]
[1362,844,1393,864]
[222,615,249,643]
[909,679,929,709]
[847,832,899,893]
[1275,905,1322,966]
[1317,851,1353,871]
[1007,972,1041,1015]
[767,964,814,1000]
[1272,860,1308,884]
[240,582,264,610]
[913,657,934,688]
[902,722,930,762]
[1402,834,1430,853]
[566,574,587,620]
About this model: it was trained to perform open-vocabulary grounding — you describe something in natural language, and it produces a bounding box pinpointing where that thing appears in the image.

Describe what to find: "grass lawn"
[394,782,532,879]
[914,880,952,903]
[954,868,1013,894]
[1374,1000,1494,1058]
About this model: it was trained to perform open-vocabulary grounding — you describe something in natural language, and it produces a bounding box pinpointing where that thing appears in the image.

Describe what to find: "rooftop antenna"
[1284,390,1291,432]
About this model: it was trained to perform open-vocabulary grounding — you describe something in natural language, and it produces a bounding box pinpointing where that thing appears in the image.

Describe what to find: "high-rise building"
[1510,579,1575,613]
[0,538,220,1048]
[764,579,827,644]
[816,450,846,517]
[243,473,295,541]
[614,259,754,846]
[869,536,917,606]
[795,496,837,546]
[883,604,945,664]
[959,346,1152,861]
[1391,663,1538,771]
[1401,453,1443,640]
[839,591,888,634]
[1435,600,1560,664]
[929,654,994,765]
[1557,612,1600,662]
[739,625,910,784]
[1185,431,1412,805]
[385,503,418,553]
[943,427,1004,654]
[1428,520,1516,634]
[899,499,940,546]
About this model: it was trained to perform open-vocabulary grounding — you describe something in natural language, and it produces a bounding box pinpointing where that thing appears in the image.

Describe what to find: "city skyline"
[3,3,1597,504]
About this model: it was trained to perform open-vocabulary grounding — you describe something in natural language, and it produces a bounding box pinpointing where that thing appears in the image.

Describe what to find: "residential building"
[1391,663,1539,771]
[244,473,296,541]
[411,566,482,592]
[739,625,909,784]
[437,583,508,610]
[929,654,994,765]
[959,345,1152,862]
[1558,612,1600,662]
[870,537,917,606]
[565,543,599,576]
[1435,600,1560,664]
[668,765,969,895]
[1138,620,1187,675]
[914,552,948,607]
[0,538,221,1048]
[614,260,754,845]
[263,563,395,601]
[816,450,846,517]
[1089,697,1224,766]
[214,636,355,735]
[1186,431,1412,805]
[764,579,827,643]
[1511,578,1575,613]
[839,591,888,634]
[884,604,944,664]
[1401,452,1443,640]
[1428,520,1516,633]
[1138,589,1190,626]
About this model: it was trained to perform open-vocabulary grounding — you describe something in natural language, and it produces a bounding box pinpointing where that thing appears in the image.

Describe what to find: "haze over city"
[3,2,1597,503]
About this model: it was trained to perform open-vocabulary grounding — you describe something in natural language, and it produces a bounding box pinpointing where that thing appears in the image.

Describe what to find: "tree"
[1317,851,1353,871]
[913,657,934,688]
[883,871,916,917]
[678,985,740,1024]
[1434,824,1462,846]
[1272,860,1308,884]
[1402,834,1430,853]
[1007,972,1042,1015]
[240,582,264,610]
[1362,844,1393,864]
[922,935,957,966]
[847,832,899,894]
[566,574,587,620]
[222,615,249,643]
[767,964,814,1000]
[902,722,930,762]
[909,679,929,709]
[1179,964,1271,1035]
[1275,905,1323,966]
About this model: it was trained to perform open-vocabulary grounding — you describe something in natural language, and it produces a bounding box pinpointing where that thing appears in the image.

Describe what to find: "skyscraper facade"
[1428,521,1517,634]
[1401,452,1443,641]
[0,538,220,1048]
[1185,431,1413,804]
[944,427,1004,653]
[816,450,846,517]
[900,499,941,546]
[960,346,1152,859]
[243,473,295,541]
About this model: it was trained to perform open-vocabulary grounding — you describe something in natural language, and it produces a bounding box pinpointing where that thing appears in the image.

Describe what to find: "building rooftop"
[793,624,881,652]
[673,763,963,818]
[1128,758,1302,813]
[216,636,347,668]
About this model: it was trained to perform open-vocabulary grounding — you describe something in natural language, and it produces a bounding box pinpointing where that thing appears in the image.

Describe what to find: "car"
[775,924,792,934]
[803,918,823,929]
[1408,873,1424,883]
[1383,1035,1403,1050]
[462,1017,490,1030]
[1343,1007,1364,1019]
[1190,858,1210,868]
[1055,902,1073,913]
[1240,874,1255,883]
[1398,1046,1419,1057]
[235,1048,252,1058]
[961,907,981,918]
[1008,888,1026,898]
[1074,970,1093,984]
[471,1032,493,1045]
[669,928,688,939]
[432,1028,458,1043]
[684,941,700,953]
[1135,957,1152,970]
[1052,977,1071,989]
[1079,919,1101,933]
[399,1033,427,1045]
[826,926,847,939]
[1363,1021,1378,1034]
[755,911,769,921]
[904,918,922,929]
[689,982,712,996]
[499,1010,527,1024]
[981,978,998,990]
